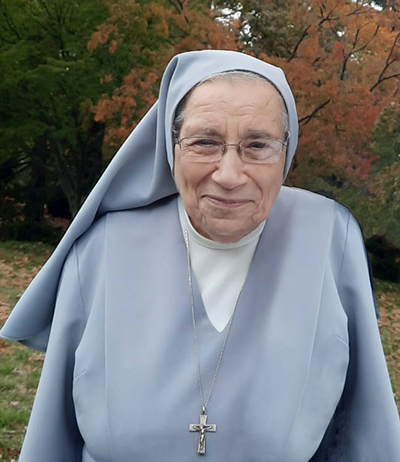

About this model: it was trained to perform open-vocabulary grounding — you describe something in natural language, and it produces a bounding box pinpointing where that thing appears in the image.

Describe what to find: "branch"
[0,159,30,171]
[167,0,189,24]
[370,73,400,91]
[313,56,322,66]
[340,24,379,80]
[0,161,31,182]
[370,31,400,91]
[167,0,183,14]
[318,2,339,25]
[393,80,399,98]
[48,135,78,201]
[37,0,53,22]
[340,53,352,80]
[287,24,311,62]
[313,55,329,67]
[26,0,67,52]
[357,23,379,49]
[299,99,331,125]
[346,4,371,17]
[53,0,73,52]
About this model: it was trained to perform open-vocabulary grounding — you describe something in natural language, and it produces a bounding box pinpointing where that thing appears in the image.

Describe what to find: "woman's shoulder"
[280,186,355,238]
[76,194,179,252]
[278,187,363,270]
[281,186,350,213]
[73,194,180,282]
[279,186,353,231]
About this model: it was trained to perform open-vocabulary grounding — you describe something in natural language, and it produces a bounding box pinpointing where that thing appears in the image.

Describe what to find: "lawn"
[0,241,399,461]
[0,242,52,462]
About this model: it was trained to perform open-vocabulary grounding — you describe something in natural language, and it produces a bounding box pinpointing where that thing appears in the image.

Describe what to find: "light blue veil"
[0,50,298,351]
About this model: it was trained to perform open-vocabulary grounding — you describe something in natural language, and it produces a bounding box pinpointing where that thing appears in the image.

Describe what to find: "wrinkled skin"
[174,80,286,243]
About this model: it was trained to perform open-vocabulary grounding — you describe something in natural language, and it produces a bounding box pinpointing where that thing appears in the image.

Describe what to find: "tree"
[0,0,110,234]
[370,105,400,245]
[373,104,400,169]
[213,0,400,194]
[0,0,236,237]
[90,0,237,153]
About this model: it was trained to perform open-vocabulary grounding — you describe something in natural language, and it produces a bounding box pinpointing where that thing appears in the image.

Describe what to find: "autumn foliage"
[89,1,400,195]
[1,0,399,243]
[87,0,237,153]
[242,0,400,191]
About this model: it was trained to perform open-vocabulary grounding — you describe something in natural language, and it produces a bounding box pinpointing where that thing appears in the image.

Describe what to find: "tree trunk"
[24,135,47,236]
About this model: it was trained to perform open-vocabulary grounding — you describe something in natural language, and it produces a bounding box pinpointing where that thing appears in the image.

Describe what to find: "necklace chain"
[184,230,240,412]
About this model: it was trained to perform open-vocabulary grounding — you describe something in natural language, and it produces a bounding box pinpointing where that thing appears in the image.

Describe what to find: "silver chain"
[184,230,241,412]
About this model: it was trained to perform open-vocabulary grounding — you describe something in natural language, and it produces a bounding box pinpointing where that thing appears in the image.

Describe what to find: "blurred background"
[0,0,399,460]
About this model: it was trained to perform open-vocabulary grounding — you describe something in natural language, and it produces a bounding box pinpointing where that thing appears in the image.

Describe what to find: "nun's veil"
[0,50,299,351]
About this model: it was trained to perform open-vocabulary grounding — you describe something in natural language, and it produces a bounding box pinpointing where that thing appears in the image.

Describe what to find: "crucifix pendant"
[189,407,216,455]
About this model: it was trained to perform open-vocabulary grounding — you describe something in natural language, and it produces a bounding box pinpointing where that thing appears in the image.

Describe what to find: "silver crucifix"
[189,407,216,455]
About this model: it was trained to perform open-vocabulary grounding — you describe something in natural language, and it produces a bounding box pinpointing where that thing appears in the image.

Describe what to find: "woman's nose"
[211,146,247,190]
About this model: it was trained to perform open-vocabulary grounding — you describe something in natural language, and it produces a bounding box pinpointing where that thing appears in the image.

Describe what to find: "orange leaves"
[86,0,237,154]
[99,74,113,85]
[170,3,236,54]
[351,155,377,181]
[87,24,119,53]
[146,3,172,39]
[94,97,119,124]
[86,0,399,191]
[363,105,383,130]
[123,71,139,87]
[332,42,345,62]
[249,0,400,188]
[108,40,118,55]
[94,68,158,151]
[323,80,339,100]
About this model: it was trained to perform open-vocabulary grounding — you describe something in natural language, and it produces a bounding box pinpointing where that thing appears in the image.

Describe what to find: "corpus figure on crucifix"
[189,408,216,455]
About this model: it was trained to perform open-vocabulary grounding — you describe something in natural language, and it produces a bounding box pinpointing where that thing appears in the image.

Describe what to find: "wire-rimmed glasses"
[176,135,288,164]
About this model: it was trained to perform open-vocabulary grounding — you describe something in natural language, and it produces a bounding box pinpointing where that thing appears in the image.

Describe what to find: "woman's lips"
[205,195,249,209]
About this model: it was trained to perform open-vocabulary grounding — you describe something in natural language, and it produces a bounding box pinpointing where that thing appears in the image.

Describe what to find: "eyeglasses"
[176,135,288,164]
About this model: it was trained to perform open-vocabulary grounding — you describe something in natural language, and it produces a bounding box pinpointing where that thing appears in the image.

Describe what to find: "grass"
[375,279,400,408]
[0,241,399,461]
[0,242,52,461]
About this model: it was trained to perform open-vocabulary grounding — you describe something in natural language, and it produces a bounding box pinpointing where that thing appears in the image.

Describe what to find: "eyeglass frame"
[175,133,290,164]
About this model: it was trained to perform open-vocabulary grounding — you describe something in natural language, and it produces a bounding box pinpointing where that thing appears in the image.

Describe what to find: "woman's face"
[174,79,286,244]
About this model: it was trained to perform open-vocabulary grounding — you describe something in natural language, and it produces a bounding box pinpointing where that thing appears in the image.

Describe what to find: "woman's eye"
[194,138,219,147]
[247,141,269,150]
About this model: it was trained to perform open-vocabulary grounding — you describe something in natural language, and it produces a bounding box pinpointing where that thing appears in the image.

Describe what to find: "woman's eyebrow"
[188,127,222,136]
[244,129,274,139]
[186,127,275,138]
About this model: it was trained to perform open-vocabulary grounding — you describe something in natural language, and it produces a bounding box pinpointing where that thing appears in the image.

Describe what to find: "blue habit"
[1,50,399,461]
[5,188,399,462]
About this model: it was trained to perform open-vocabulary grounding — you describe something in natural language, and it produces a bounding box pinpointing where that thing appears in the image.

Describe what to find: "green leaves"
[373,105,400,169]
[0,0,111,227]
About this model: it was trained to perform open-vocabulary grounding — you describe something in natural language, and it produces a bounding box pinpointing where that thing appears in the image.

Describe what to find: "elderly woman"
[1,50,400,461]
